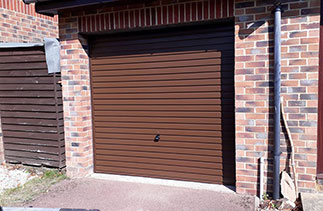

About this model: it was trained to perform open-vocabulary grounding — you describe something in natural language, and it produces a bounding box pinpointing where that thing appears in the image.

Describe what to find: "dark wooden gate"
[0,46,65,168]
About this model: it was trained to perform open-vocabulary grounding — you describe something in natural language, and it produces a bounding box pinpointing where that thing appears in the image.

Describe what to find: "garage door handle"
[153,134,160,142]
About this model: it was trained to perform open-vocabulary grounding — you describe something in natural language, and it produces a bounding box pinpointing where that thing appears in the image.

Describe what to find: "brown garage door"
[90,22,235,185]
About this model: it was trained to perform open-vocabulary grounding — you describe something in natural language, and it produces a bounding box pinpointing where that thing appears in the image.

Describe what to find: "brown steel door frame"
[88,20,235,185]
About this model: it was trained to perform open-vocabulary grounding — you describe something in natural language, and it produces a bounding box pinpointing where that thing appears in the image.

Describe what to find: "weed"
[0,169,67,207]
[262,193,269,201]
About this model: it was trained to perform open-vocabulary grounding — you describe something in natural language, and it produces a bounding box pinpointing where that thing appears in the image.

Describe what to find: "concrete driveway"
[23,177,257,211]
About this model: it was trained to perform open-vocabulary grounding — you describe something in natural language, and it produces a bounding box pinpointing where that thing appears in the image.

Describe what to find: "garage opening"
[89,21,235,185]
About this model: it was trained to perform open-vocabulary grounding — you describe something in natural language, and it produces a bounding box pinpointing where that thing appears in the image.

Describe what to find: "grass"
[0,169,67,207]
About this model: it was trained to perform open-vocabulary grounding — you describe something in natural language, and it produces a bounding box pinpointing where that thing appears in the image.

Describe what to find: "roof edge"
[23,0,53,4]
[31,0,118,16]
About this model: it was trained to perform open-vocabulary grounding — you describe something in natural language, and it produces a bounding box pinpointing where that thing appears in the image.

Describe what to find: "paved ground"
[0,164,36,194]
[22,178,257,211]
[301,192,323,211]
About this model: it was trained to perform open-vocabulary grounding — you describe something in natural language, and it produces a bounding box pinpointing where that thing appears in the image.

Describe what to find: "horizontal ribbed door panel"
[90,22,235,185]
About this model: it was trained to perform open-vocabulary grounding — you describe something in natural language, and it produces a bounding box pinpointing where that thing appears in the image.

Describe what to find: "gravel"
[0,164,37,194]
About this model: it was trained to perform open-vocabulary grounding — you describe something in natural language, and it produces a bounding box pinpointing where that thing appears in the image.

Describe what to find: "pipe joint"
[272,1,284,13]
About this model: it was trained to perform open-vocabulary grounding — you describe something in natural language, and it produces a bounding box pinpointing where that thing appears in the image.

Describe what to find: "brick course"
[77,0,233,32]
[0,0,58,163]
[0,0,56,20]
[0,1,58,43]
[58,0,319,195]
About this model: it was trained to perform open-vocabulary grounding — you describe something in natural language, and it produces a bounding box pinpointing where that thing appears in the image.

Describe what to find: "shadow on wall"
[236,1,320,196]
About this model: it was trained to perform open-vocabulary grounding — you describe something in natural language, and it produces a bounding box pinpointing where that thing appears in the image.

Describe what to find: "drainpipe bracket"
[272,2,284,14]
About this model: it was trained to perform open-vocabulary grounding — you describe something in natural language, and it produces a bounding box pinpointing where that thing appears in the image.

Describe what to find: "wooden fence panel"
[0,46,65,168]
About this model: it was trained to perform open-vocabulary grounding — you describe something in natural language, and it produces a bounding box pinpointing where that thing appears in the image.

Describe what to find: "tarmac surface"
[22,177,257,211]
[301,192,323,211]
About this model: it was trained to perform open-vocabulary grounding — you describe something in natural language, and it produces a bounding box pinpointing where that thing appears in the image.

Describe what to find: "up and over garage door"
[89,22,235,185]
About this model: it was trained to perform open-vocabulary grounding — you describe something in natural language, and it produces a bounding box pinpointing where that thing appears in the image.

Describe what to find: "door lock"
[153,134,160,142]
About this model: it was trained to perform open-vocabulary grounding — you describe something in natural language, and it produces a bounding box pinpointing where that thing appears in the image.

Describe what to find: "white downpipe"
[260,156,264,200]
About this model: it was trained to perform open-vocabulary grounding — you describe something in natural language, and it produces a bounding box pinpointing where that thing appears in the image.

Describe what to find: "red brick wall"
[60,27,92,178]
[235,0,320,194]
[0,0,58,163]
[77,0,233,32]
[59,0,320,195]
[0,0,57,20]
[0,0,58,42]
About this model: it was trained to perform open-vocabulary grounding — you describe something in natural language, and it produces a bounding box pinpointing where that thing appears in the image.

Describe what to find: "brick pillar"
[60,13,93,177]
[234,0,319,195]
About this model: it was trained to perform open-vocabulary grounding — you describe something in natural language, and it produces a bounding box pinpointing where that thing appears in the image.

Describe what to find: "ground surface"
[301,192,323,211]
[0,164,36,194]
[0,168,66,206]
[23,177,257,211]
